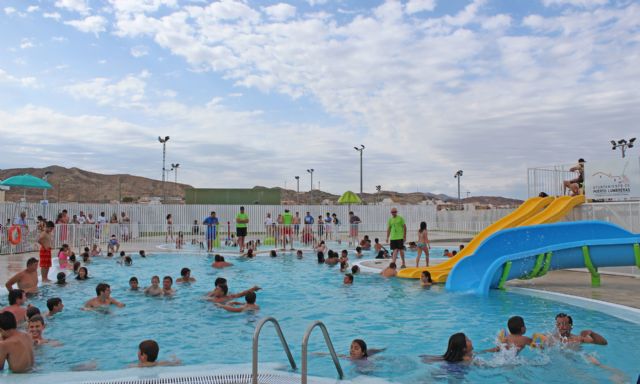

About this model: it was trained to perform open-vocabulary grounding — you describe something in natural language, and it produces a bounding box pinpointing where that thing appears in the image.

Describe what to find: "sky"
[0,0,639,199]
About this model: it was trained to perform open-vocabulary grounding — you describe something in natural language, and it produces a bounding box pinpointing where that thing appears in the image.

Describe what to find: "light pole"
[42,171,52,202]
[158,136,170,203]
[454,170,463,208]
[354,145,365,197]
[611,138,636,158]
[307,169,314,204]
[295,176,300,204]
[376,185,381,205]
[171,163,180,197]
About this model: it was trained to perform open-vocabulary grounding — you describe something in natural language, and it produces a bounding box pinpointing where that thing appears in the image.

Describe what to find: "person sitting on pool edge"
[552,313,607,345]
[176,268,196,283]
[380,262,397,277]
[0,312,34,373]
[215,291,259,312]
[132,339,181,368]
[212,254,233,268]
[84,283,125,309]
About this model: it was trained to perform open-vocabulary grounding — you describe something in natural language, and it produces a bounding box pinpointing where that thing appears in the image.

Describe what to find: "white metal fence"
[0,202,513,255]
[527,164,578,197]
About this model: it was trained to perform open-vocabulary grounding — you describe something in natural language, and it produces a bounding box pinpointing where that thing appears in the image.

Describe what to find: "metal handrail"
[252,316,297,384]
[301,320,344,383]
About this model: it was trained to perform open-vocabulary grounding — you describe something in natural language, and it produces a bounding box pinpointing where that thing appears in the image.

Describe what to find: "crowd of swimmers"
[0,223,625,380]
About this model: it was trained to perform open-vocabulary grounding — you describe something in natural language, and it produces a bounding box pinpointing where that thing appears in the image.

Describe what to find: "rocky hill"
[0,166,522,206]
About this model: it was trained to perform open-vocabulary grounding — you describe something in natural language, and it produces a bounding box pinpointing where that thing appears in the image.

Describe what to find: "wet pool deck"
[2,243,640,309]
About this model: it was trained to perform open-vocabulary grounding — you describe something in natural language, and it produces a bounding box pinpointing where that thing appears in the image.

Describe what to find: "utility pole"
[158,136,170,203]
[454,170,463,208]
[354,145,365,197]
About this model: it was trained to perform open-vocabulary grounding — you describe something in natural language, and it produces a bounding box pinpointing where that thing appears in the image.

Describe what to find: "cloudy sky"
[1,0,638,199]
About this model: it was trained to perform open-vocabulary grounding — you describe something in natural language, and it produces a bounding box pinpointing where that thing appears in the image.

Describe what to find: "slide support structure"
[581,246,601,287]
[634,243,640,270]
[498,261,512,290]
[538,252,552,278]
[520,253,545,280]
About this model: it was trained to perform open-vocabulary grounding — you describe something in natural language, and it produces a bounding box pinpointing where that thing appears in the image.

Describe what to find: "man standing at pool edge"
[386,208,407,269]
[236,206,249,253]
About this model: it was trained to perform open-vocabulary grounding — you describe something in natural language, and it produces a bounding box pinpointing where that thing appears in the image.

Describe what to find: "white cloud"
[64,72,148,107]
[405,0,437,15]
[108,0,178,14]
[27,6,40,13]
[20,38,35,49]
[44,12,62,21]
[52,36,68,42]
[55,0,90,15]
[64,15,108,35]
[263,3,296,22]
[481,14,511,30]
[4,7,16,15]
[542,0,608,8]
[0,68,38,88]
[130,45,150,57]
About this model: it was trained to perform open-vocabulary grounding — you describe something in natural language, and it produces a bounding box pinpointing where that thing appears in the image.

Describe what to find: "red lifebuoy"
[8,225,22,245]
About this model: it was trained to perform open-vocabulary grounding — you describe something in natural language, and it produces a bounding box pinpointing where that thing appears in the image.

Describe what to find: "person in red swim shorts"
[37,221,55,282]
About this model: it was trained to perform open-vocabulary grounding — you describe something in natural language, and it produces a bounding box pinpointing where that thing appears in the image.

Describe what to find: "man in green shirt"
[236,206,249,252]
[386,207,407,269]
[282,209,293,250]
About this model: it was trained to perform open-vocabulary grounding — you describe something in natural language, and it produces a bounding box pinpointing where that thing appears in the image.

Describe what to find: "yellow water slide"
[397,196,554,281]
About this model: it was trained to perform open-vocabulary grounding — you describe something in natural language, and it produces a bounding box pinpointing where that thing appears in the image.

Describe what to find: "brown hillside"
[1,166,523,206]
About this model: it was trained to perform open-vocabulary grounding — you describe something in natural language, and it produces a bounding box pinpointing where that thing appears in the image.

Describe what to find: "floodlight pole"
[171,163,180,197]
[159,136,170,203]
[354,145,365,198]
[611,138,636,158]
[454,170,463,207]
[295,176,300,204]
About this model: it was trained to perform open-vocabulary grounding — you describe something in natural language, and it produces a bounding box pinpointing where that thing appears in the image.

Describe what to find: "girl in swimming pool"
[423,333,474,363]
[421,270,433,287]
[76,267,89,280]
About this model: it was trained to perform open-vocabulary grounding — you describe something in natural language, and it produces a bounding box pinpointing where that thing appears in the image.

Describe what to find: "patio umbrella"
[0,173,52,200]
[338,190,362,210]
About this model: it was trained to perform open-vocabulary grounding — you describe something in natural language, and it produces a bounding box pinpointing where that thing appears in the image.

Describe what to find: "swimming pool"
[7,251,639,383]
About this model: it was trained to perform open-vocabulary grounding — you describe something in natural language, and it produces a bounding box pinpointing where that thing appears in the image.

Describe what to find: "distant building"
[0,185,7,202]
[381,198,395,205]
[185,188,281,205]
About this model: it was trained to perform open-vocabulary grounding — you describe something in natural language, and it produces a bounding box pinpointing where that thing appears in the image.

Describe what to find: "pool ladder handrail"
[301,320,344,384]
[252,316,297,384]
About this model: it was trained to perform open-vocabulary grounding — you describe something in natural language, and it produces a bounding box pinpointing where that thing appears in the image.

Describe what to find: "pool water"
[12,251,640,383]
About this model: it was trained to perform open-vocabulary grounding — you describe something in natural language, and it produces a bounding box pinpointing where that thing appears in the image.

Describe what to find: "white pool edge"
[509,287,640,324]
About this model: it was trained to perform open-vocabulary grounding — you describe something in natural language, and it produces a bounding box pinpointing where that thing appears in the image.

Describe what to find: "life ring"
[8,225,22,245]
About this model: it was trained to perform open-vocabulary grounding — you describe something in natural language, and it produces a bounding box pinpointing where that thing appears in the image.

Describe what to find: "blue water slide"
[446,221,640,295]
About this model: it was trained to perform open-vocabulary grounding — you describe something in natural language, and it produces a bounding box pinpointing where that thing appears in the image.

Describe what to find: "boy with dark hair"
[83,283,125,309]
[343,273,354,285]
[162,276,175,296]
[1,289,27,325]
[45,298,64,318]
[487,316,533,352]
[176,268,195,283]
[0,312,34,372]
[129,277,139,291]
[133,339,180,367]
[27,315,59,346]
[26,306,41,320]
[216,291,260,312]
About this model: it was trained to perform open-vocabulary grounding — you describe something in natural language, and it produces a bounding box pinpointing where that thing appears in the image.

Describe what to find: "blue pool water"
[11,251,640,383]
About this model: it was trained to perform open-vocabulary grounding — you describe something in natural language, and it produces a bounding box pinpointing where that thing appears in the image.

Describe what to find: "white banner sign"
[585,157,640,201]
